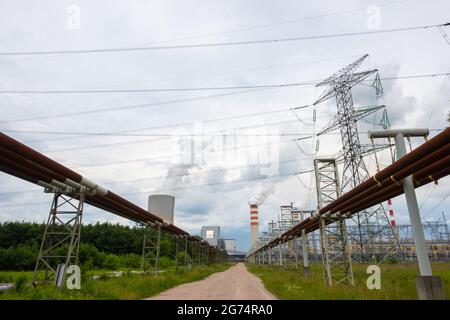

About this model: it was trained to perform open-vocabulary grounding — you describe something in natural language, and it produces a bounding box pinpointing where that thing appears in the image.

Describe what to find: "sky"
[0,0,449,252]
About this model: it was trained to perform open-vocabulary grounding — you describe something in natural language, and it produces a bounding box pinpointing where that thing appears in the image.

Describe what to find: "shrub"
[15,275,28,292]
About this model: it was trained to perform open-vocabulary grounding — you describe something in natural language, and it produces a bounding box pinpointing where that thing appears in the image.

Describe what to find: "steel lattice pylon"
[314,55,398,262]
[32,189,86,286]
[141,222,162,275]
[314,158,354,286]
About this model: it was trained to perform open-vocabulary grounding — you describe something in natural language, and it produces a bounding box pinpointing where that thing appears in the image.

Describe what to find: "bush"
[0,246,36,270]
[0,222,183,272]
[15,275,28,292]
[100,253,121,270]
[158,257,173,269]
[119,253,141,269]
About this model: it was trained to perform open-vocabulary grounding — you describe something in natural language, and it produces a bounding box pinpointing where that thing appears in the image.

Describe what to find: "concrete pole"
[369,128,445,299]
[394,132,432,276]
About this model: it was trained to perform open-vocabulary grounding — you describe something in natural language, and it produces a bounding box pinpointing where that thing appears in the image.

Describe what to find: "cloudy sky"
[0,0,449,251]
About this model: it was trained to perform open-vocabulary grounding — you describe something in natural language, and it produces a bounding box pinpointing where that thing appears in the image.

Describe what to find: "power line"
[0,81,316,94]
[0,87,275,123]
[1,130,312,137]
[37,118,304,154]
[0,156,310,196]
[0,23,446,56]
[18,105,311,144]
[130,0,412,47]
[0,73,448,94]
[422,193,450,219]
[0,0,410,64]
[0,72,446,128]
[0,168,314,208]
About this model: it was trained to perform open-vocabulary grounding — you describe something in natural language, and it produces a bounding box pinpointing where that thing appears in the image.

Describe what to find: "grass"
[247,263,450,300]
[0,263,232,300]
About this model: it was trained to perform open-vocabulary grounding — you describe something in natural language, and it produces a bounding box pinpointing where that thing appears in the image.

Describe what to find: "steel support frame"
[320,217,354,286]
[33,190,86,286]
[315,158,354,286]
[141,222,162,275]
[175,235,189,272]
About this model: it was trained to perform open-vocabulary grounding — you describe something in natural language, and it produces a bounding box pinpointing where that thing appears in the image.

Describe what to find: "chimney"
[250,203,259,248]
[387,199,396,227]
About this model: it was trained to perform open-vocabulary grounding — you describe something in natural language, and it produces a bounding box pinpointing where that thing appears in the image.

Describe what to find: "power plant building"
[148,194,175,224]
[223,239,236,253]
[201,226,220,246]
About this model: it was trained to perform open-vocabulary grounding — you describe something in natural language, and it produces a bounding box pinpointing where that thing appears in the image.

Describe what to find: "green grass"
[0,263,233,300]
[247,263,450,300]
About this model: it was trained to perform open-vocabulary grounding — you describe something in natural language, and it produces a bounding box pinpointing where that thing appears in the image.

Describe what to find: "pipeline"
[319,127,449,216]
[0,132,197,239]
[251,129,450,255]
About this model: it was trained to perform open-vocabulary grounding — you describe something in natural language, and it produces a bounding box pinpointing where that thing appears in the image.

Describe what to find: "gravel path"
[147,263,276,300]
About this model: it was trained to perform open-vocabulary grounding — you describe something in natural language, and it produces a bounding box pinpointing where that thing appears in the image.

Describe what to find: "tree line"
[0,221,187,271]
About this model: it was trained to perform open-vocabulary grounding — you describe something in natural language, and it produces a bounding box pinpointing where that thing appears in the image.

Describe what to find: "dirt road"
[147,263,276,300]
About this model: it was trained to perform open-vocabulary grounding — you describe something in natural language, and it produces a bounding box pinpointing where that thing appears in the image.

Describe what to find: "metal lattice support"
[33,189,86,286]
[195,242,202,266]
[185,237,192,270]
[175,236,190,272]
[190,242,196,268]
[140,223,161,275]
[320,217,354,286]
[199,243,204,265]
[314,55,398,262]
[206,246,210,265]
[314,158,354,286]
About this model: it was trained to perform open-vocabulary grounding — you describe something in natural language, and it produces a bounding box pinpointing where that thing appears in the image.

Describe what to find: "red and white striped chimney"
[387,199,396,227]
[250,204,259,248]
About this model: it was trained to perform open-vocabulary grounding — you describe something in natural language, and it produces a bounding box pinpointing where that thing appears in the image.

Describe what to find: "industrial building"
[222,239,236,254]
[200,226,220,246]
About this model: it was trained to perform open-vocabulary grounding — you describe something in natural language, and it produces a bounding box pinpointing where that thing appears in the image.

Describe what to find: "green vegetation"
[0,222,184,271]
[247,263,450,299]
[0,264,232,300]
[0,222,231,300]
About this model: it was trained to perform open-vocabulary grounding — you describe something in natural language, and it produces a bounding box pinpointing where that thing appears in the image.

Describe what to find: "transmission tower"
[314,54,398,262]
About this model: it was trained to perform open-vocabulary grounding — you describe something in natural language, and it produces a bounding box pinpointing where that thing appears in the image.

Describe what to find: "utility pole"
[369,128,445,300]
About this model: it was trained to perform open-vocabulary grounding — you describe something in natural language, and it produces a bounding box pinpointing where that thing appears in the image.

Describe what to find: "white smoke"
[250,184,276,205]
